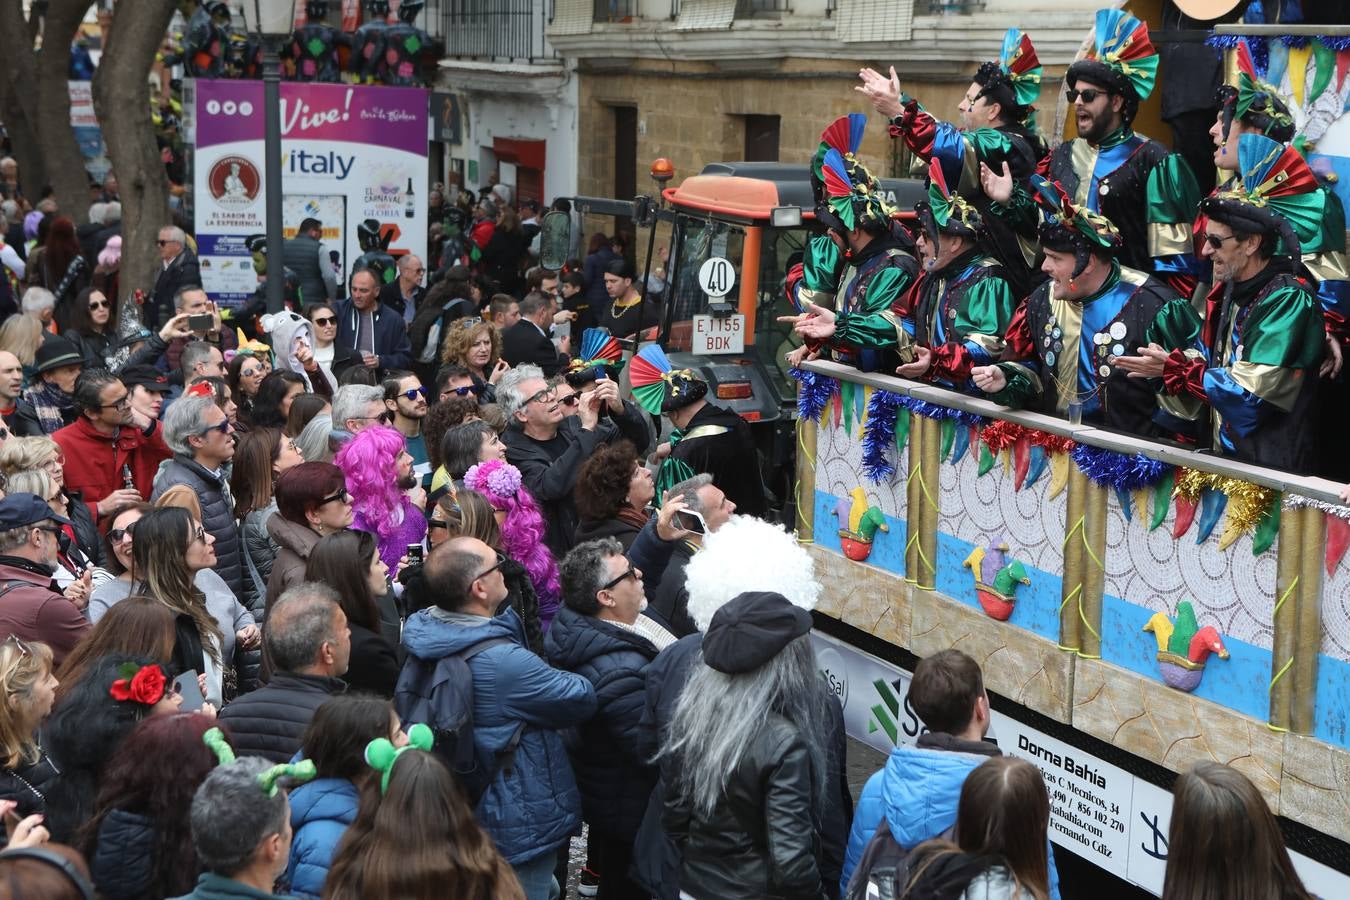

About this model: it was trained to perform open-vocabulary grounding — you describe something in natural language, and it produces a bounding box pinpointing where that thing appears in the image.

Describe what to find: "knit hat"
[1032,175,1123,278]
[972,28,1043,123]
[1216,39,1295,146]
[701,591,812,674]
[1200,133,1325,260]
[564,327,624,389]
[810,114,895,235]
[1065,9,1158,122]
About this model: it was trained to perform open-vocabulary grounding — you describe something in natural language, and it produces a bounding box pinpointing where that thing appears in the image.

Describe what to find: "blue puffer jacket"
[840,734,1060,899]
[400,607,597,865]
[542,606,659,839]
[284,777,359,899]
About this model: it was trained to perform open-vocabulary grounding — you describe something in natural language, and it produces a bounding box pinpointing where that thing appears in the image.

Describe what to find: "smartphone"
[674,508,707,534]
[174,670,205,711]
[406,543,424,565]
[187,313,213,331]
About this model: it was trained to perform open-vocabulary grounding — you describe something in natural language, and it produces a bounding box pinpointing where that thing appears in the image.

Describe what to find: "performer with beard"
[891,158,1016,393]
[333,424,428,571]
[971,177,1203,441]
[986,10,1201,297]
[858,29,1046,297]
[1115,134,1326,474]
[783,115,920,374]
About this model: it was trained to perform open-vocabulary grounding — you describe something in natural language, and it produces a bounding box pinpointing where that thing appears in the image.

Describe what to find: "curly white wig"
[684,516,821,633]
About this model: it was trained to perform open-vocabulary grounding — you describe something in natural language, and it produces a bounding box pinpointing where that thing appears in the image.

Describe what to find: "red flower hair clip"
[109,662,169,705]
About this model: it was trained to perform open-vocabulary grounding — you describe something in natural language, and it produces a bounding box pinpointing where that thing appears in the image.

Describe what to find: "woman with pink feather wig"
[462,457,563,630]
[334,425,428,573]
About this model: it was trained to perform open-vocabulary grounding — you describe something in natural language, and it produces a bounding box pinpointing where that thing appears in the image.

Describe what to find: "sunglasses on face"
[427,519,450,530]
[474,549,508,582]
[1204,233,1240,249]
[398,386,428,401]
[311,316,336,327]
[1066,88,1108,104]
[108,525,135,543]
[319,487,350,506]
[442,384,482,399]
[89,299,110,310]
[600,560,638,592]
[156,239,177,247]
[241,367,263,378]
[555,393,580,408]
[197,419,231,436]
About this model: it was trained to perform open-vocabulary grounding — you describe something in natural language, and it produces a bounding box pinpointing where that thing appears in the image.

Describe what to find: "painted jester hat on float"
[563,328,625,389]
[202,727,316,796]
[1066,9,1158,121]
[972,28,1044,123]
[916,157,983,259]
[810,114,894,235]
[1200,133,1325,260]
[1216,39,1296,146]
[1031,175,1123,279]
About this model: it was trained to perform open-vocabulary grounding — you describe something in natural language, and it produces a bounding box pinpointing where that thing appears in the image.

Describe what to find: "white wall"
[459,73,579,204]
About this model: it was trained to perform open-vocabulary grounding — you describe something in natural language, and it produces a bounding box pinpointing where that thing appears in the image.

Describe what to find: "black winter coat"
[216,672,346,763]
[573,516,641,551]
[542,607,658,839]
[634,636,853,900]
[664,712,827,900]
[63,488,104,567]
[89,809,161,900]
[0,749,59,818]
[151,456,243,599]
[650,541,698,638]
[342,622,399,698]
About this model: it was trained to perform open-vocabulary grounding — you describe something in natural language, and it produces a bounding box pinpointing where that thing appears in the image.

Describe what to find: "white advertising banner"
[812,630,1350,897]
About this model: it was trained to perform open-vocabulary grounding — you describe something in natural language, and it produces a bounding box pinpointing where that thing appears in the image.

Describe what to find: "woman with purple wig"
[463,457,563,630]
[334,424,428,572]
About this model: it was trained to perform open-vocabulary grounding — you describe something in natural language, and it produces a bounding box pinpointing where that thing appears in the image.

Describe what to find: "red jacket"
[53,416,172,520]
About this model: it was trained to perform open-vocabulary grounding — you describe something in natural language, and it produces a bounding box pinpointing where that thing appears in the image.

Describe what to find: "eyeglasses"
[89,299,110,310]
[525,387,553,406]
[33,525,62,539]
[319,487,350,506]
[108,525,135,543]
[600,559,638,592]
[442,384,482,399]
[555,393,579,408]
[98,394,131,410]
[197,419,231,436]
[474,550,507,582]
[3,634,31,660]
[189,525,208,545]
[156,239,176,247]
[427,519,449,530]
[1066,88,1108,104]
[397,386,427,401]
[1204,233,1241,249]
[41,453,65,471]
[311,316,336,327]
[241,367,263,378]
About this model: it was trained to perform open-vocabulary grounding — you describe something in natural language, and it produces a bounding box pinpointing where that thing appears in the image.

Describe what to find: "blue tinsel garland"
[861,390,903,483]
[789,367,836,422]
[896,395,985,429]
[1070,444,1172,491]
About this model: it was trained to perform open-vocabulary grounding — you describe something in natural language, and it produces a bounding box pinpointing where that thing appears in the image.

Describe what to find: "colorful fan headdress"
[1200,133,1325,259]
[973,28,1043,118]
[1216,40,1295,145]
[366,722,433,794]
[1066,8,1158,103]
[202,727,317,796]
[629,344,707,416]
[564,328,624,388]
[1032,175,1122,278]
[917,157,982,250]
[809,114,893,234]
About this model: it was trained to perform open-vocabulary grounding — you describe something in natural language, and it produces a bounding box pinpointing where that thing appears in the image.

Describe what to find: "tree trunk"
[92,0,176,308]
[0,0,49,201]
[35,0,96,223]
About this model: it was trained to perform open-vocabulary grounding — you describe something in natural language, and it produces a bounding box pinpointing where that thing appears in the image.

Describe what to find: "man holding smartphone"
[161,287,237,375]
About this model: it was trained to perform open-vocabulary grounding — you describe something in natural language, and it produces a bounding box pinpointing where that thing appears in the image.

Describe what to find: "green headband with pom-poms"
[365,722,434,794]
[203,727,317,797]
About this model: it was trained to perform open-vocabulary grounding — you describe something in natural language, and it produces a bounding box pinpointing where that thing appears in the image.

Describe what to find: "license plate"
[691,314,745,354]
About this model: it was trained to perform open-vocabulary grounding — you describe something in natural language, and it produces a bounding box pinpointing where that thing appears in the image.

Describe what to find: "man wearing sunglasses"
[149,224,200,329]
[152,394,245,598]
[382,370,432,486]
[401,536,596,897]
[1034,9,1199,288]
[0,493,90,666]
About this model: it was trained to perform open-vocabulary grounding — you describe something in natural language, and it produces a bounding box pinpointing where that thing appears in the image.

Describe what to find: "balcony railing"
[431,0,557,63]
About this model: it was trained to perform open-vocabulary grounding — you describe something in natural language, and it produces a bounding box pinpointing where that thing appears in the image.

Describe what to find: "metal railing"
[594,0,638,22]
[431,0,556,62]
[801,359,1345,504]
[737,0,790,14]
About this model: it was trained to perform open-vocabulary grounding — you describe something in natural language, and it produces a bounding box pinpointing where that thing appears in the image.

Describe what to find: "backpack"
[845,818,957,900]
[394,637,526,804]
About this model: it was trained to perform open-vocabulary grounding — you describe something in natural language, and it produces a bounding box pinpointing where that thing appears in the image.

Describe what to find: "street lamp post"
[240,0,297,314]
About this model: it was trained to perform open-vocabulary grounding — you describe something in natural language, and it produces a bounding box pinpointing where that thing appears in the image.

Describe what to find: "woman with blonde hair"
[0,637,60,817]
[4,470,94,608]
[0,435,102,570]
[440,318,505,401]
[0,314,44,377]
